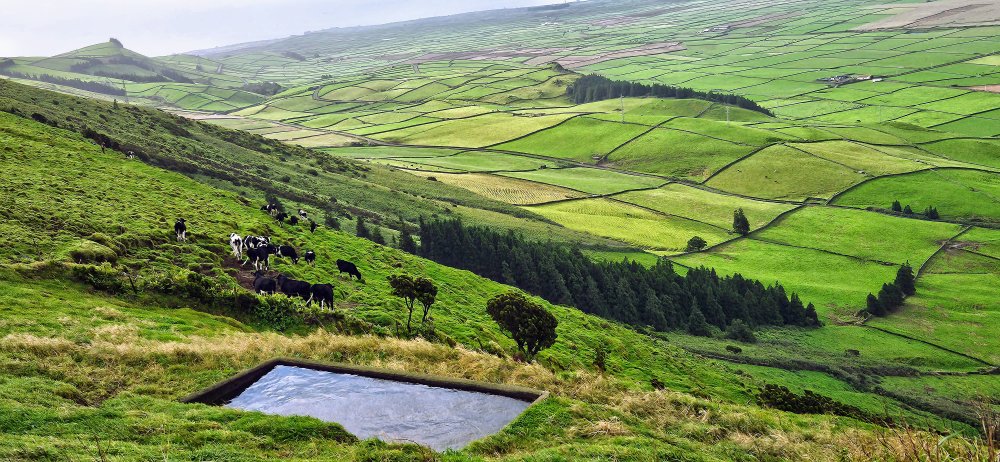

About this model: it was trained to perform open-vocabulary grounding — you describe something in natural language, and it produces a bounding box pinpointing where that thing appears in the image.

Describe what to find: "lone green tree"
[486,292,558,361]
[687,236,708,251]
[415,277,438,323]
[388,275,438,334]
[891,200,902,213]
[895,263,916,296]
[903,205,914,215]
[733,208,751,236]
[388,274,418,334]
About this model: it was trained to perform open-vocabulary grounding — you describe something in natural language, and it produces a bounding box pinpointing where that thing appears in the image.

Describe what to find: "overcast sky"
[0,0,557,57]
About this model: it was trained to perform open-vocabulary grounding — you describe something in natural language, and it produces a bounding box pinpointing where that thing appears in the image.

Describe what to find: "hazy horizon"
[0,0,558,57]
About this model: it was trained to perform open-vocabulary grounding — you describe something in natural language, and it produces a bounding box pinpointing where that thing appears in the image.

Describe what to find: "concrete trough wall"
[181,357,548,406]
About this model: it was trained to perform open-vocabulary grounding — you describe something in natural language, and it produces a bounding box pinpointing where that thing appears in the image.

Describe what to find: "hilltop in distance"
[0,0,998,460]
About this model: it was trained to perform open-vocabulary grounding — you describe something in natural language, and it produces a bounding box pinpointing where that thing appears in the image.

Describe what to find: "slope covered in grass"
[1,91,970,461]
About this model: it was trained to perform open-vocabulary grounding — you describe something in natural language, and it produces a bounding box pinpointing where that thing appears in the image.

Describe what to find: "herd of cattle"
[172,204,365,310]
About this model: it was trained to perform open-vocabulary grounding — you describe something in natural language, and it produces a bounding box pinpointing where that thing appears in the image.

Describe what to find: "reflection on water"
[226,365,532,451]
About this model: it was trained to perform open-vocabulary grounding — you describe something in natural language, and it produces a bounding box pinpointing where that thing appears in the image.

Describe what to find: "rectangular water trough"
[181,358,548,451]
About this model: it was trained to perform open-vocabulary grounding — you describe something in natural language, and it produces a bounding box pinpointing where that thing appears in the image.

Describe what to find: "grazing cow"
[307,283,334,309]
[298,209,309,220]
[243,235,269,250]
[229,233,243,259]
[289,216,299,226]
[336,259,363,281]
[275,212,288,223]
[253,270,276,295]
[276,274,312,300]
[174,219,187,242]
[304,250,316,265]
[309,220,317,233]
[244,244,276,271]
[277,245,299,264]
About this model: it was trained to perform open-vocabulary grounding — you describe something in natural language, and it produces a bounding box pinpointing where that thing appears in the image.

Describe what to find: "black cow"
[309,220,317,233]
[289,216,299,226]
[276,274,311,300]
[245,244,276,271]
[275,212,288,223]
[277,245,299,264]
[308,283,334,309]
[174,219,187,242]
[304,250,316,265]
[253,270,276,295]
[336,259,363,281]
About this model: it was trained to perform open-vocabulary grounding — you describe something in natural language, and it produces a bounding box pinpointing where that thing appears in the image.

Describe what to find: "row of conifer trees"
[415,219,820,333]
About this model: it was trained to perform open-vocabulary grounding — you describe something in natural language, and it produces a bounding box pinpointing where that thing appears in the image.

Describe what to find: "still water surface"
[226,365,532,451]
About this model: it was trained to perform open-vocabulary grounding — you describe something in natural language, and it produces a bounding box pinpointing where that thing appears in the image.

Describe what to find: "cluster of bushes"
[568,74,774,116]
[758,384,891,426]
[891,200,939,219]
[241,81,284,96]
[417,219,819,335]
[865,264,916,317]
[0,68,126,96]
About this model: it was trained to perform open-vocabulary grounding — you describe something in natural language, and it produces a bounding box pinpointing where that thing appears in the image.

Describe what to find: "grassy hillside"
[6,91,994,460]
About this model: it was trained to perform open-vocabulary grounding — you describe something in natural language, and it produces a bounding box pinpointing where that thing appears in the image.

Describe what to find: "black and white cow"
[253,270,276,295]
[244,243,276,271]
[298,209,308,220]
[336,259,363,281]
[276,274,312,300]
[309,220,317,233]
[229,233,243,259]
[276,245,299,264]
[307,283,334,309]
[304,250,316,266]
[242,235,270,250]
[174,219,187,242]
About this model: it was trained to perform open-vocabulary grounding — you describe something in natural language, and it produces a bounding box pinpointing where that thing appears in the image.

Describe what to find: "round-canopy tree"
[486,292,558,361]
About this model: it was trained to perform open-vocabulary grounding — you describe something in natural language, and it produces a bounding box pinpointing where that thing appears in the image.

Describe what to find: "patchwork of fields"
[3,0,999,442]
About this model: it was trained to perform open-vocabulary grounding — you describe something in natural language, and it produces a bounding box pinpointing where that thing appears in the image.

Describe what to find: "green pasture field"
[659,118,795,145]
[409,172,586,205]
[669,324,985,374]
[706,144,867,200]
[388,151,561,172]
[868,241,1000,365]
[373,113,576,147]
[879,375,1000,418]
[500,167,665,195]
[494,116,650,161]
[615,183,796,230]
[833,169,1000,224]
[610,128,758,179]
[674,238,898,313]
[317,146,459,159]
[789,141,927,176]
[525,198,731,251]
[725,365,951,426]
[753,206,962,265]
